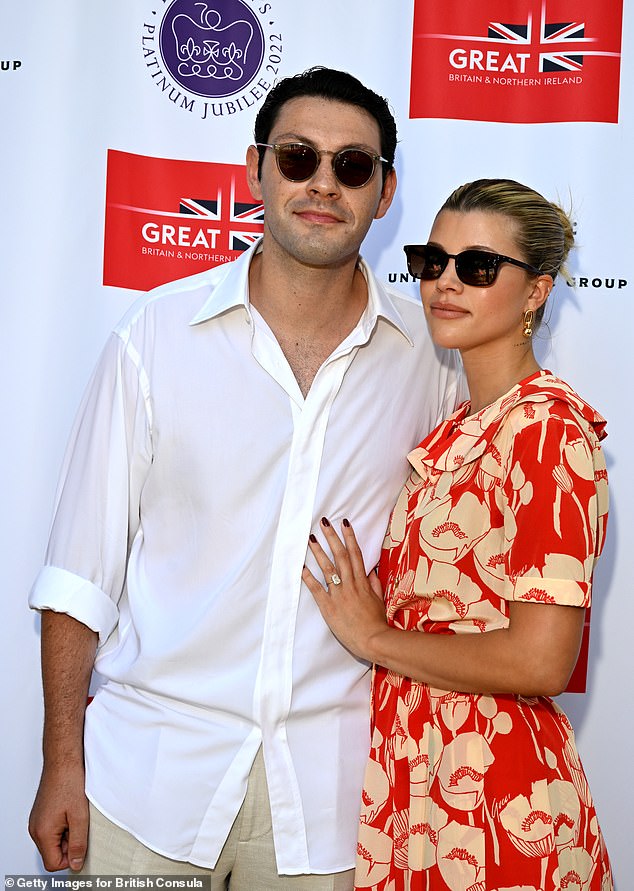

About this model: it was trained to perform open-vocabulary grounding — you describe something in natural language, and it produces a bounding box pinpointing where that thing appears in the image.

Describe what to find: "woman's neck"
[462,345,541,415]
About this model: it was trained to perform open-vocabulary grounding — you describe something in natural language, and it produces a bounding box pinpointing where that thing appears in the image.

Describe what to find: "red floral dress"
[355,372,613,891]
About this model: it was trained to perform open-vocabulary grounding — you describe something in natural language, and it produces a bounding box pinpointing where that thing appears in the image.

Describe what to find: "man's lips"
[295,208,344,224]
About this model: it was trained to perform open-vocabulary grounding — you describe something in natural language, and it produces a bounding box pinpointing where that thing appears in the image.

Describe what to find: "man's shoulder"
[113,258,238,337]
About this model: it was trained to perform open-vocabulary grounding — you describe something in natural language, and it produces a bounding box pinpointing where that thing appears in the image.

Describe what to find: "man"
[28,67,460,888]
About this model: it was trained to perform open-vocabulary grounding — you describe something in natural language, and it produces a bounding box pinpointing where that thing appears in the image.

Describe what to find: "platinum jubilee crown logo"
[142,0,283,118]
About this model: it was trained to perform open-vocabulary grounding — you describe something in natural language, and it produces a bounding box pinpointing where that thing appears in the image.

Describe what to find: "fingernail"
[343,518,350,527]
[309,533,317,543]
[321,517,330,527]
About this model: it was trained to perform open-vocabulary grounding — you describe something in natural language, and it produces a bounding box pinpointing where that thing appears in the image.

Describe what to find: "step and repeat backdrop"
[2,0,632,881]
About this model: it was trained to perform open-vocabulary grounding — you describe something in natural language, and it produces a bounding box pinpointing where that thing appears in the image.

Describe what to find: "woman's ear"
[527,274,554,312]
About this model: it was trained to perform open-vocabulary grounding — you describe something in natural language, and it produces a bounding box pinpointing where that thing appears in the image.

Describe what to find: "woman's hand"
[302,517,388,661]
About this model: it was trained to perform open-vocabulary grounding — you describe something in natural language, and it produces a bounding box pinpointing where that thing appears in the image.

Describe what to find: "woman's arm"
[303,519,585,697]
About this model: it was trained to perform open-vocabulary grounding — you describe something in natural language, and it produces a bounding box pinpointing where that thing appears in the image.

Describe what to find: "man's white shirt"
[30,242,461,873]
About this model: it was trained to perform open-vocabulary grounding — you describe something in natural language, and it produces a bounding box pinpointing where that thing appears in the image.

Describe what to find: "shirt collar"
[189,238,414,345]
[356,257,414,345]
[189,240,260,326]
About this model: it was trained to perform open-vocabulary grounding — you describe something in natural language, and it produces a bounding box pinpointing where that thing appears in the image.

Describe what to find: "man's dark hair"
[254,66,397,182]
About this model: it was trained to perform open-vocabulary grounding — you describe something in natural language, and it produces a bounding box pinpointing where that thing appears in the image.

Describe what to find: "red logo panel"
[103,150,264,291]
[410,0,623,123]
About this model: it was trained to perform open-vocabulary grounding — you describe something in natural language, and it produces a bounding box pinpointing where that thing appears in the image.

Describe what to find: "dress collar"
[408,370,607,474]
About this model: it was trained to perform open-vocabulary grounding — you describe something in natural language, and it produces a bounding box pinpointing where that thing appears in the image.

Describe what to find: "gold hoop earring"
[523,309,534,338]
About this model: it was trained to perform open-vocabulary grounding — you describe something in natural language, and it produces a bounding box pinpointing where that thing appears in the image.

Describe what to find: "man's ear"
[374,168,397,220]
[246,144,263,201]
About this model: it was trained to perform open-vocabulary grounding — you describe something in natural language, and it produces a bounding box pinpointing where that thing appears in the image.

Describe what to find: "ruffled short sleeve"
[500,407,608,606]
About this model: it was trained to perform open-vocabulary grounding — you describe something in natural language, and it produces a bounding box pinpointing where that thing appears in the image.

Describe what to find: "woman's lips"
[429,302,470,319]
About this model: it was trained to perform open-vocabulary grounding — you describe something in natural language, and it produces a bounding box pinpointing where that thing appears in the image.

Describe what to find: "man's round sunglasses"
[256,142,388,189]
[404,244,542,287]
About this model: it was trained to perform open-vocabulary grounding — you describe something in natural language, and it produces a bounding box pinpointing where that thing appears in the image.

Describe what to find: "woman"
[303,179,613,890]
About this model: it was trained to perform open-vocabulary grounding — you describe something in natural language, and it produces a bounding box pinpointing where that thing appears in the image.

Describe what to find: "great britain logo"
[410,0,623,123]
[103,150,265,291]
[142,0,283,118]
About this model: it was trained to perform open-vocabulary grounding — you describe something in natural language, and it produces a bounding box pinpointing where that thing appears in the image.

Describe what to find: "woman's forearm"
[366,600,585,696]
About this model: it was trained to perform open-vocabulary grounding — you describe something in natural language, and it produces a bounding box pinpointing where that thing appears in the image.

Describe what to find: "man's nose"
[306,152,341,196]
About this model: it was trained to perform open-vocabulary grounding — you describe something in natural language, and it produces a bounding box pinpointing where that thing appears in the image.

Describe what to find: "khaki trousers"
[79,748,354,890]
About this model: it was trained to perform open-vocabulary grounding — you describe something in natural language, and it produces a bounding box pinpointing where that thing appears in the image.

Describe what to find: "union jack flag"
[179,181,265,252]
[487,12,588,73]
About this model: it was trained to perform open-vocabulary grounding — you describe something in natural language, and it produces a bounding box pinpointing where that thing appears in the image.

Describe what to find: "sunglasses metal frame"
[256,142,388,189]
[403,244,542,287]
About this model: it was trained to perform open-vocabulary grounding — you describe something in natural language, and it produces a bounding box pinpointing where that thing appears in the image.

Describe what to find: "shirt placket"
[250,323,358,870]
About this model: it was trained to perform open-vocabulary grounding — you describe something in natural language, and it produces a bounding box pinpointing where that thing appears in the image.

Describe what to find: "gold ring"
[330,574,342,586]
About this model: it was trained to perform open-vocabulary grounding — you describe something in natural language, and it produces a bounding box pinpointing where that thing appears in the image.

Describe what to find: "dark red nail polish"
[343,518,350,527]
[321,517,330,527]
[309,533,317,543]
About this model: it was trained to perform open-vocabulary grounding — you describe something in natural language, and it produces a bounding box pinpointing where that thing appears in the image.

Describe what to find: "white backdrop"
[1,1,632,883]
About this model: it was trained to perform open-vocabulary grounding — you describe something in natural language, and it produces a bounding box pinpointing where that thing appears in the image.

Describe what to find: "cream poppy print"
[355,372,612,891]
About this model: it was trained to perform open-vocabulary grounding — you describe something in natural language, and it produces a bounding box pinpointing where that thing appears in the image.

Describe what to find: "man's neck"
[247,245,369,397]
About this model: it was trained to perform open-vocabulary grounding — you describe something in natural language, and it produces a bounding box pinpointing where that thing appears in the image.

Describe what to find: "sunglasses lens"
[404,246,434,279]
[405,245,507,286]
[406,246,448,280]
[420,247,448,280]
[333,149,376,188]
[271,144,379,187]
[457,251,498,286]
[276,144,319,181]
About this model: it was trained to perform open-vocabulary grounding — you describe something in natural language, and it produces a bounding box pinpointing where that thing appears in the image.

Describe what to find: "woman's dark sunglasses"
[256,142,388,189]
[404,243,542,287]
